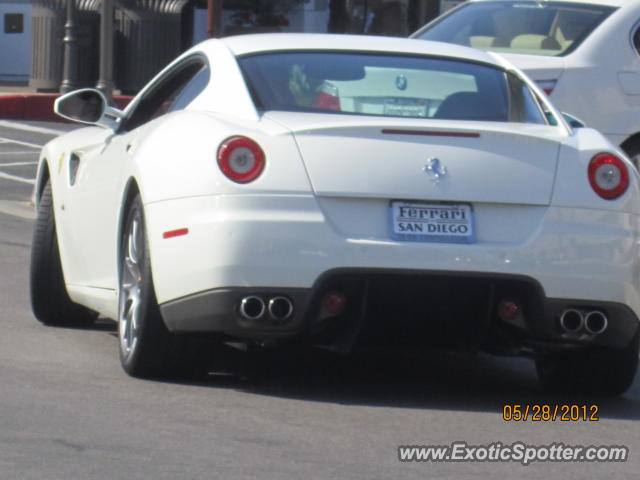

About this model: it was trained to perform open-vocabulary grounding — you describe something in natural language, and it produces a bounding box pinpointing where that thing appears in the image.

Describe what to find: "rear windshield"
[414,1,616,57]
[239,52,546,123]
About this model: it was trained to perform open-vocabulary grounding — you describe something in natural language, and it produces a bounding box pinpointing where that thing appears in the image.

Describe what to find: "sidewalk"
[0,85,39,96]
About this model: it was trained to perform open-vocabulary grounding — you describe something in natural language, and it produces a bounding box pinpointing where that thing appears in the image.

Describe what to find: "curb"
[0,94,132,122]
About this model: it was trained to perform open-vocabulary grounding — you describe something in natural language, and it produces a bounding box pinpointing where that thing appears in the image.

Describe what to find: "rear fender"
[128,110,312,205]
[552,128,640,213]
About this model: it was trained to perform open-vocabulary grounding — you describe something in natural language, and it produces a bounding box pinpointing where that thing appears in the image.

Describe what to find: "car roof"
[210,33,505,68]
[464,0,626,8]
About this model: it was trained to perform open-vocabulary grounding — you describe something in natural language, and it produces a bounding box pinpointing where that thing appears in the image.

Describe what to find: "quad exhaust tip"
[268,296,294,321]
[559,309,584,333]
[559,309,608,335]
[239,296,265,320]
[584,311,608,335]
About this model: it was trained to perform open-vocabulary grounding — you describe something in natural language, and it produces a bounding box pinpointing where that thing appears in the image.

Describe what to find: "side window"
[506,73,546,124]
[533,91,558,126]
[168,66,210,112]
[121,58,208,132]
[634,25,640,54]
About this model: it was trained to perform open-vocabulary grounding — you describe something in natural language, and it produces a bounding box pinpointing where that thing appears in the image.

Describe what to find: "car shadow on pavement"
[57,317,120,332]
[199,346,640,422]
[88,319,640,421]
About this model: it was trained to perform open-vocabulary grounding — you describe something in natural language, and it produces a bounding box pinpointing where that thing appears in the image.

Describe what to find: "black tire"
[535,333,640,396]
[30,180,97,327]
[118,194,210,379]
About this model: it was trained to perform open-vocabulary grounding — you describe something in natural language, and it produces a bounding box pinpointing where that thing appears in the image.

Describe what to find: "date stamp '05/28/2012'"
[502,404,599,422]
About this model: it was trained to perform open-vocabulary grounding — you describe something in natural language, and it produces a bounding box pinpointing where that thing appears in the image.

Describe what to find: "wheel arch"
[116,178,142,283]
[33,158,51,206]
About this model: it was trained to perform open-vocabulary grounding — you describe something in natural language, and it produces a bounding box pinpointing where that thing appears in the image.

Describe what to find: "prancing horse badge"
[423,157,447,183]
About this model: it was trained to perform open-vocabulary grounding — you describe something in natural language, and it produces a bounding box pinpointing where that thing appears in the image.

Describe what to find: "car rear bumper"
[159,269,639,351]
[145,194,640,347]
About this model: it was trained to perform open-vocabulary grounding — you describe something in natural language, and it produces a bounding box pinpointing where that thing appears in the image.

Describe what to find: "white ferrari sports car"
[30,33,640,394]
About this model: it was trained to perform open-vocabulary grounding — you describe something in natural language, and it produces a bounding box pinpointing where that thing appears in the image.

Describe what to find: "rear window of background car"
[414,1,616,57]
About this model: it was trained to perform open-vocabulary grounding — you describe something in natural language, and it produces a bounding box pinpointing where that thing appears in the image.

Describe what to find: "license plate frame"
[389,200,476,244]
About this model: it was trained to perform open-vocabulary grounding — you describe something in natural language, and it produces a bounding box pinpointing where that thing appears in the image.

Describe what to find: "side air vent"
[69,153,80,186]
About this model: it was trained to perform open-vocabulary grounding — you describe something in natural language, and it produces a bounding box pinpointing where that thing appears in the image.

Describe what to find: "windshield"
[414,1,616,57]
[239,52,546,123]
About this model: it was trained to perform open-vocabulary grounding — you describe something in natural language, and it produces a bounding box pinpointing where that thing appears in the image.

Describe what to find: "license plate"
[383,98,428,117]
[389,201,475,244]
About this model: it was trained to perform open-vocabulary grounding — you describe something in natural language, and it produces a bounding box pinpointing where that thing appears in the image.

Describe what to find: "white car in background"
[413,0,640,165]
[29,33,640,395]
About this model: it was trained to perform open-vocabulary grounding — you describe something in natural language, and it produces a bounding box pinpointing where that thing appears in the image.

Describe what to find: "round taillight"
[217,136,265,183]
[588,153,629,200]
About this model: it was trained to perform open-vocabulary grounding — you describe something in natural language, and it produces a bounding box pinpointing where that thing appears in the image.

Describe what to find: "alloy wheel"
[119,206,144,359]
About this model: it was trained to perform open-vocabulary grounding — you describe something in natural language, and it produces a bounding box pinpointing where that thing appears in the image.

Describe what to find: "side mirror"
[54,88,124,130]
[562,112,585,129]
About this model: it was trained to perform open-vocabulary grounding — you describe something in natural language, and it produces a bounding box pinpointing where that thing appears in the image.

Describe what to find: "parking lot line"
[0,171,35,185]
[0,162,38,166]
[0,200,35,219]
[0,137,44,149]
[0,151,40,155]
[0,120,67,135]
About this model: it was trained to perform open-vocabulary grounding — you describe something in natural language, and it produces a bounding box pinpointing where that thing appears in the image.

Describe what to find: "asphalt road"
[0,120,638,479]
